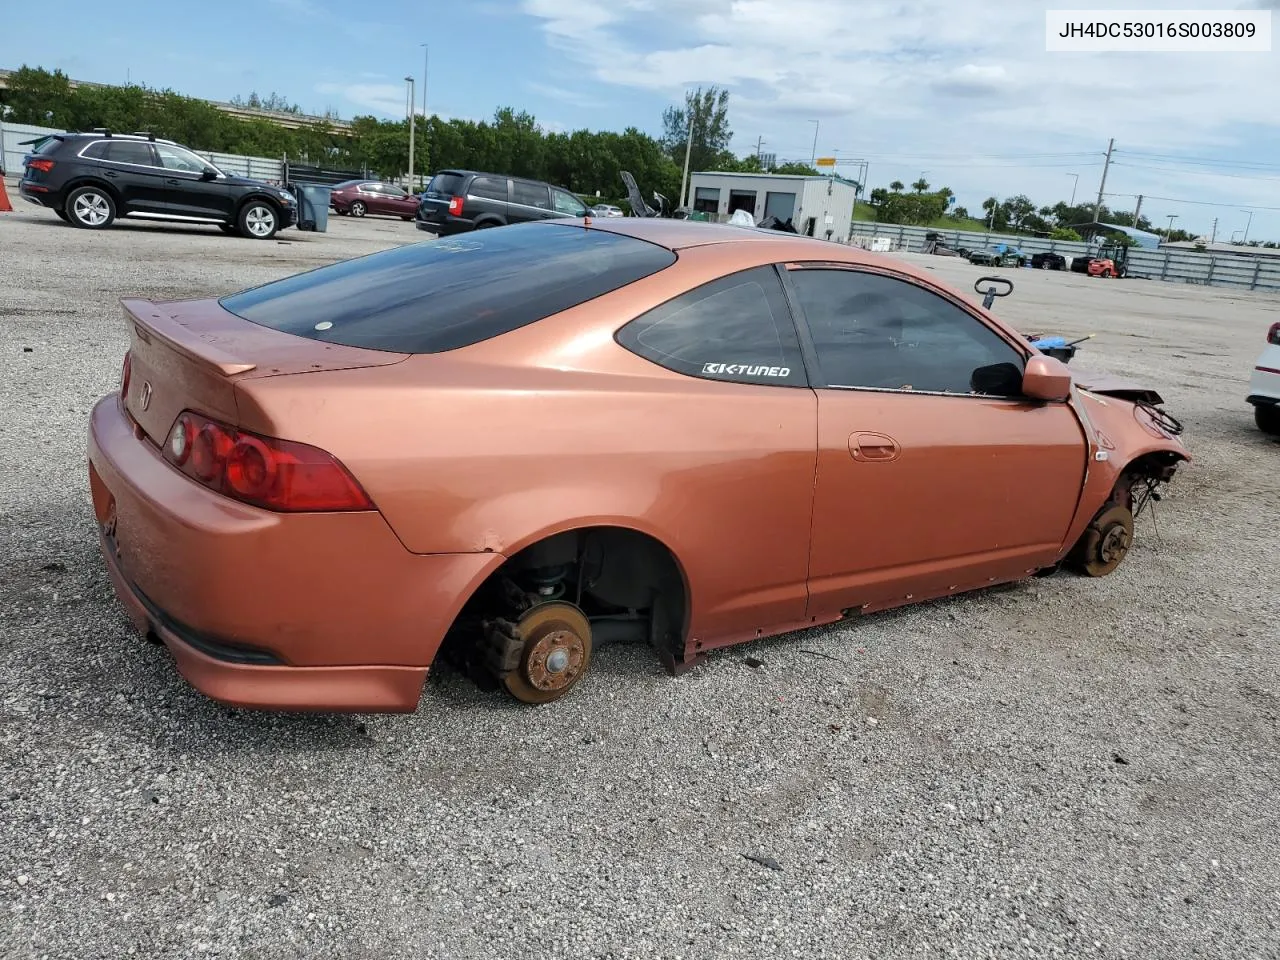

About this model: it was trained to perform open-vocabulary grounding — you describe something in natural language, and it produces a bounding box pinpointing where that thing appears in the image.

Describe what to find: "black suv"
[19,130,298,239]
[416,169,589,235]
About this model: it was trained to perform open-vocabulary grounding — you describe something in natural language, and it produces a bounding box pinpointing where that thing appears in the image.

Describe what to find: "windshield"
[218,222,677,354]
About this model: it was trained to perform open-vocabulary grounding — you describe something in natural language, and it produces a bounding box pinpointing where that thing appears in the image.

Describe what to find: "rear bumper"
[19,181,57,206]
[415,212,471,235]
[87,393,503,712]
[1247,363,1280,404]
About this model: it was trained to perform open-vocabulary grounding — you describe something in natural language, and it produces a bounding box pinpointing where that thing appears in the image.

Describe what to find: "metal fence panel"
[0,120,62,175]
[846,222,1280,292]
[198,151,283,183]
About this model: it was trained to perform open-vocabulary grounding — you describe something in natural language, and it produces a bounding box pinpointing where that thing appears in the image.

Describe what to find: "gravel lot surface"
[2,200,1278,960]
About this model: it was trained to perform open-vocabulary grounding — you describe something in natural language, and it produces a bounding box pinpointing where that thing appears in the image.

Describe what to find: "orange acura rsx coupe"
[87,217,1189,713]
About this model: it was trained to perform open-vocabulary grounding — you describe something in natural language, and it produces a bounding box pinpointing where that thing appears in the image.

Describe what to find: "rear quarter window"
[218,223,678,354]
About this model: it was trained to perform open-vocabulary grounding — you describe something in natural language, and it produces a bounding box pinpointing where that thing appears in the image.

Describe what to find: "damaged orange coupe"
[87,218,1189,713]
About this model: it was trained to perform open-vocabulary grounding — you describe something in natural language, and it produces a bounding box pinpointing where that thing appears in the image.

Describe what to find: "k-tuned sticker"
[702,362,791,378]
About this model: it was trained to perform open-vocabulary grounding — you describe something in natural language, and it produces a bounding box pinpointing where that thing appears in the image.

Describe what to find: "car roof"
[575,216,850,252]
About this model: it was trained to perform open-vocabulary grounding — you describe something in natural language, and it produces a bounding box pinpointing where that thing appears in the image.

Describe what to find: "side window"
[103,141,157,166]
[512,180,551,209]
[552,188,587,216]
[616,266,807,387]
[81,141,110,160]
[470,176,509,202]
[154,143,211,174]
[787,268,1026,396]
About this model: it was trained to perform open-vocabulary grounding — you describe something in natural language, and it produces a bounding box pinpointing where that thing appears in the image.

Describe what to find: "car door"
[780,263,1088,620]
[380,183,418,217]
[366,183,397,215]
[97,140,168,214]
[612,264,818,655]
[508,179,556,223]
[551,187,589,219]
[152,142,233,220]
[465,175,510,222]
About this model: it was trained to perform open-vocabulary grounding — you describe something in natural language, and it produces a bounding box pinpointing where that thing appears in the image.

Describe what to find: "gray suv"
[416,169,589,235]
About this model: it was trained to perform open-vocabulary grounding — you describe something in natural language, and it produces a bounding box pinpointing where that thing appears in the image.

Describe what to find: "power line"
[1118,150,1280,172]
[1112,161,1280,183]
[1103,191,1280,212]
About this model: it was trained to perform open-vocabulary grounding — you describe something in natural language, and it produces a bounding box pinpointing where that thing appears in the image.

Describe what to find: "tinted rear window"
[218,223,678,354]
[34,137,65,156]
[428,172,466,195]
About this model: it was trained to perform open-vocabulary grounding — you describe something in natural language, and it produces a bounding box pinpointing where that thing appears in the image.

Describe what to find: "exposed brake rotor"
[503,602,593,705]
[1073,503,1134,577]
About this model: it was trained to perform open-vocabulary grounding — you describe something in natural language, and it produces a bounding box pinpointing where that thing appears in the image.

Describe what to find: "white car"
[590,203,624,217]
[1247,320,1280,435]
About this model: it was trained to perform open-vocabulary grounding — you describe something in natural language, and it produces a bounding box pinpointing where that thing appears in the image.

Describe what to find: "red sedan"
[329,180,419,220]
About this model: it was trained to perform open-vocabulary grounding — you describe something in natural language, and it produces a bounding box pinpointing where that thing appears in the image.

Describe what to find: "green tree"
[889,180,904,192]
[911,177,929,193]
[661,86,732,176]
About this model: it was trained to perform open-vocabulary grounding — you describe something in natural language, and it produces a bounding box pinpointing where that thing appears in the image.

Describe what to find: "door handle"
[104,171,119,178]
[849,432,901,462]
[165,178,180,185]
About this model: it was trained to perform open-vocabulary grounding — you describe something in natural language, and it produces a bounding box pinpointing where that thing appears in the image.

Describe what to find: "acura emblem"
[140,380,152,411]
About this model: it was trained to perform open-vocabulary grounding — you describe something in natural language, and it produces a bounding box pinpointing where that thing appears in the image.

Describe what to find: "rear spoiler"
[122,298,257,376]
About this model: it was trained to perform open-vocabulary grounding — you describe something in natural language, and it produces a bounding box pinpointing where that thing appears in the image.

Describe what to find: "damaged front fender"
[1059,383,1190,561]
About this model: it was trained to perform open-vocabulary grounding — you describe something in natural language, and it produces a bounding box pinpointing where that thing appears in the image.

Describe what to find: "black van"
[416,170,590,235]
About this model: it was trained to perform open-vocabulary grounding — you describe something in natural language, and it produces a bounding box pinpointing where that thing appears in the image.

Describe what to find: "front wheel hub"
[1073,503,1135,577]
[503,602,593,704]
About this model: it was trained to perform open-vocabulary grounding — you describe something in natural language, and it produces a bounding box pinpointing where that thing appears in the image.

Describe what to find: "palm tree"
[912,178,929,194]
[889,180,904,192]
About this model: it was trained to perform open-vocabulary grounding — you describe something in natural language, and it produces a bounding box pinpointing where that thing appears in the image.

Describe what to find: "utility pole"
[809,120,819,165]
[1092,137,1114,225]
[756,135,765,165]
[1132,194,1143,227]
[427,43,437,189]
[1242,209,1253,243]
[1165,214,1177,240]
[1210,217,1218,244]
[404,76,415,191]
[1067,172,1079,208]
[679,110,695,210]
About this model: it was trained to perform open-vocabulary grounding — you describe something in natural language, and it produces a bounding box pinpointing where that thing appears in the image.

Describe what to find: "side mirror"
[200,168,217,181]
[1021,354,1072,401]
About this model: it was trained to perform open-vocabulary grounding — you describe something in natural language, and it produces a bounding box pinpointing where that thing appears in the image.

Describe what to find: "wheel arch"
[235,192,284,220]
[64,176,123,206]
[444,518,694,665]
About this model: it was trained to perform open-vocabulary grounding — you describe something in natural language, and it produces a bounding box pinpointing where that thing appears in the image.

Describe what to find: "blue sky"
[8,0,1280,240]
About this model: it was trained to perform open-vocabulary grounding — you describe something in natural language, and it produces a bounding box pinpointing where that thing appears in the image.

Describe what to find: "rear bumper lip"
[98,531,427,713]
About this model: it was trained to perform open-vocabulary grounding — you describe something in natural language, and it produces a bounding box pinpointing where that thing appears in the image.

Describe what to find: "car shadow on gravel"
[18,217,317,242]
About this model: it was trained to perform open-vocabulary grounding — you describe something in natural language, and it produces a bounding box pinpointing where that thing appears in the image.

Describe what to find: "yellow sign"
[815,157,837,167]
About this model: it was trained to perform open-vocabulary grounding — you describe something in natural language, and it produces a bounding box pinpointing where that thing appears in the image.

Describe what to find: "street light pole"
[1165,214,1177,240]
[420,43,429,188]
[808,120,819,164]
[1067,172,1079,207]
[1241,209,1253,243]
[404,76,415,190]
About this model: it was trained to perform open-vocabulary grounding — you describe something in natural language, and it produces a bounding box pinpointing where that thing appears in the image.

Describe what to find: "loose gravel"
[2,201,1278,960]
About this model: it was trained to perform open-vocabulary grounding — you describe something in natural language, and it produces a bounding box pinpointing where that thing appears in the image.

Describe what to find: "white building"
[686,171,859,243]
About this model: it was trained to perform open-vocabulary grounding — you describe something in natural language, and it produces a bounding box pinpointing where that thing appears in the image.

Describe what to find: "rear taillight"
[162,411,374,512]
[1268,322,1280,345]
[121,352,132,397]
[27,158,54,173]
[447,195,464,216]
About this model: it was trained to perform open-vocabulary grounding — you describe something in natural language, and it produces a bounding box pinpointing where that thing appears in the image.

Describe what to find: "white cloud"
[519,0,1280,236]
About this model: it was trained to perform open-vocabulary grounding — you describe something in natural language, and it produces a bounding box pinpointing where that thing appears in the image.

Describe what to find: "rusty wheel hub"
[503,602,593,705]
[1077,503,1134,577]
